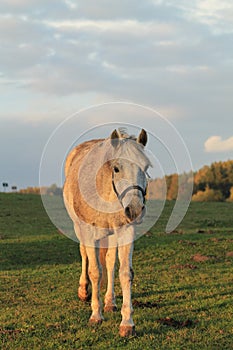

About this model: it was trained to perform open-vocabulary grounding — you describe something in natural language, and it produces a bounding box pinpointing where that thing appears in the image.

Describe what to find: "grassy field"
[0,193,233,349]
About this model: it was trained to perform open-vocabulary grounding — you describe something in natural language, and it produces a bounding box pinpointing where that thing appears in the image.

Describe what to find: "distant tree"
[19,184,62,195]
[226,161,233,183]
[148,172,193,201]
[148,178,166,200]
[46,184,62,196]
[193,160,233,201]
[19,187,40,194]
[166,174,178,200]
[192,186,224,202]
[178,171,193,200]
[194,165,214,191]
[227,187,233,202]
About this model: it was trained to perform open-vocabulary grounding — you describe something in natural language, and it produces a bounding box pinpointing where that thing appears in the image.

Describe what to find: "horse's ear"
[111,129,120,148]
[137,129,147,146]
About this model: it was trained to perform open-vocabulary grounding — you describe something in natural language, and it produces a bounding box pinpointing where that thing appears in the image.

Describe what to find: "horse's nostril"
[125,206,131,219]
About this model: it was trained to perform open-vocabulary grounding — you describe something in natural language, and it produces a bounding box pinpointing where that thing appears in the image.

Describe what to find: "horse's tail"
[99,247,107,289]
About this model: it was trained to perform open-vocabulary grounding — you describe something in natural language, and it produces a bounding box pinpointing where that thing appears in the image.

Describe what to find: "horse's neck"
[96,161,116,202]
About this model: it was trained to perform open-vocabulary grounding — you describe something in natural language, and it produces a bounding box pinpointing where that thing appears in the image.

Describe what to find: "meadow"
[0,193,233,349]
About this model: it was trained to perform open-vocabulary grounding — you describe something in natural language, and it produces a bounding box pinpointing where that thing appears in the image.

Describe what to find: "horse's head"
[110,128,151,224]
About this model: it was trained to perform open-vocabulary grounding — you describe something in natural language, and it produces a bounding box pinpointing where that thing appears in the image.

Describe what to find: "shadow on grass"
[0,237,80,270]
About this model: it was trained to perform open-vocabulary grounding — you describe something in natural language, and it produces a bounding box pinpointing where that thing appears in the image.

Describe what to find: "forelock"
[115,138,152,169]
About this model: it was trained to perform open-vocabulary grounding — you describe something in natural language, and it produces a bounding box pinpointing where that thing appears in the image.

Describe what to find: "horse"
[63,128,152,337]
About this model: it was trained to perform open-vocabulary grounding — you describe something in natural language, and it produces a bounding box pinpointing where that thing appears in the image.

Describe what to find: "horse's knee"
[119,266,134,283]
[88,266,102,283]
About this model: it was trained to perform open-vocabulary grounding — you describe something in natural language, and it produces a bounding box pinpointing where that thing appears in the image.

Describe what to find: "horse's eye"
[114,166,120,173]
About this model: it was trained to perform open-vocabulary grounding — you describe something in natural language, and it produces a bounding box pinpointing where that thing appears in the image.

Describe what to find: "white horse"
[63,128,151,336]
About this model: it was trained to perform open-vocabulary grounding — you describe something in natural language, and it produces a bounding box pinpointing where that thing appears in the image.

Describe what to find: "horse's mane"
[117,127,136,140]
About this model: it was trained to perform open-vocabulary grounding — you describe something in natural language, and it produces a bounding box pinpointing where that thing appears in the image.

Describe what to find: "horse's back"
[64,139,104,178]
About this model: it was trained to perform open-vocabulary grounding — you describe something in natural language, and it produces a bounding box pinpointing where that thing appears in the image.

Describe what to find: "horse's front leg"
[118,240,135,337]
[85,245,104,324]
[104,246,117,312]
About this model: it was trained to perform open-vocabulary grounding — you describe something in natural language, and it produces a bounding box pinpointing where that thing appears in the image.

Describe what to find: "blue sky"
[0,0,233,189]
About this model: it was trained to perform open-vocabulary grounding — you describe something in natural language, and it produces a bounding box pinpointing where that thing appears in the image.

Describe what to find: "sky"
[0,0,233,190]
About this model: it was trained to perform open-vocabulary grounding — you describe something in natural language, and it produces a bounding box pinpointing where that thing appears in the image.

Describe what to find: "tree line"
[19,184,62,196]
[148,159,233,202]
[192,159,233,201]
[7,159,233,202]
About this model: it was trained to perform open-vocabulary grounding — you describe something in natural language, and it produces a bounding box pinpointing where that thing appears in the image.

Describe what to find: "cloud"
[0,0,172,21]
[0,4,232,117]
[46,18,175,36]
[165,0,233,34]
[204,136,233,152]
[0,2,232,105]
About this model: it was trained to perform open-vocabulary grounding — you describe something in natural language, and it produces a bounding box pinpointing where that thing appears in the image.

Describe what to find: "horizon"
[2,157,233,192]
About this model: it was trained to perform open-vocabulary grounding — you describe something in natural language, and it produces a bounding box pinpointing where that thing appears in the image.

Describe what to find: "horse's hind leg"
[86,245,104,324]
[78,244,91,302]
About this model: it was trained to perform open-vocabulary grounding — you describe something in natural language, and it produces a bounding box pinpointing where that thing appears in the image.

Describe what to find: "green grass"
[0,193,233,349]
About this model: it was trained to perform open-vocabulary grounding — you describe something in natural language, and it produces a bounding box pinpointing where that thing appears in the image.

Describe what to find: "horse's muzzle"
[125,205,146,224]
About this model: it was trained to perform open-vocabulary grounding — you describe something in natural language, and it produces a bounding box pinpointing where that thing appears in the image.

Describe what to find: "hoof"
[119,325,136,337]
[78,287,91,302]
[78,293,91,302]
[89,318,103,326]
[104,304,117,312]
